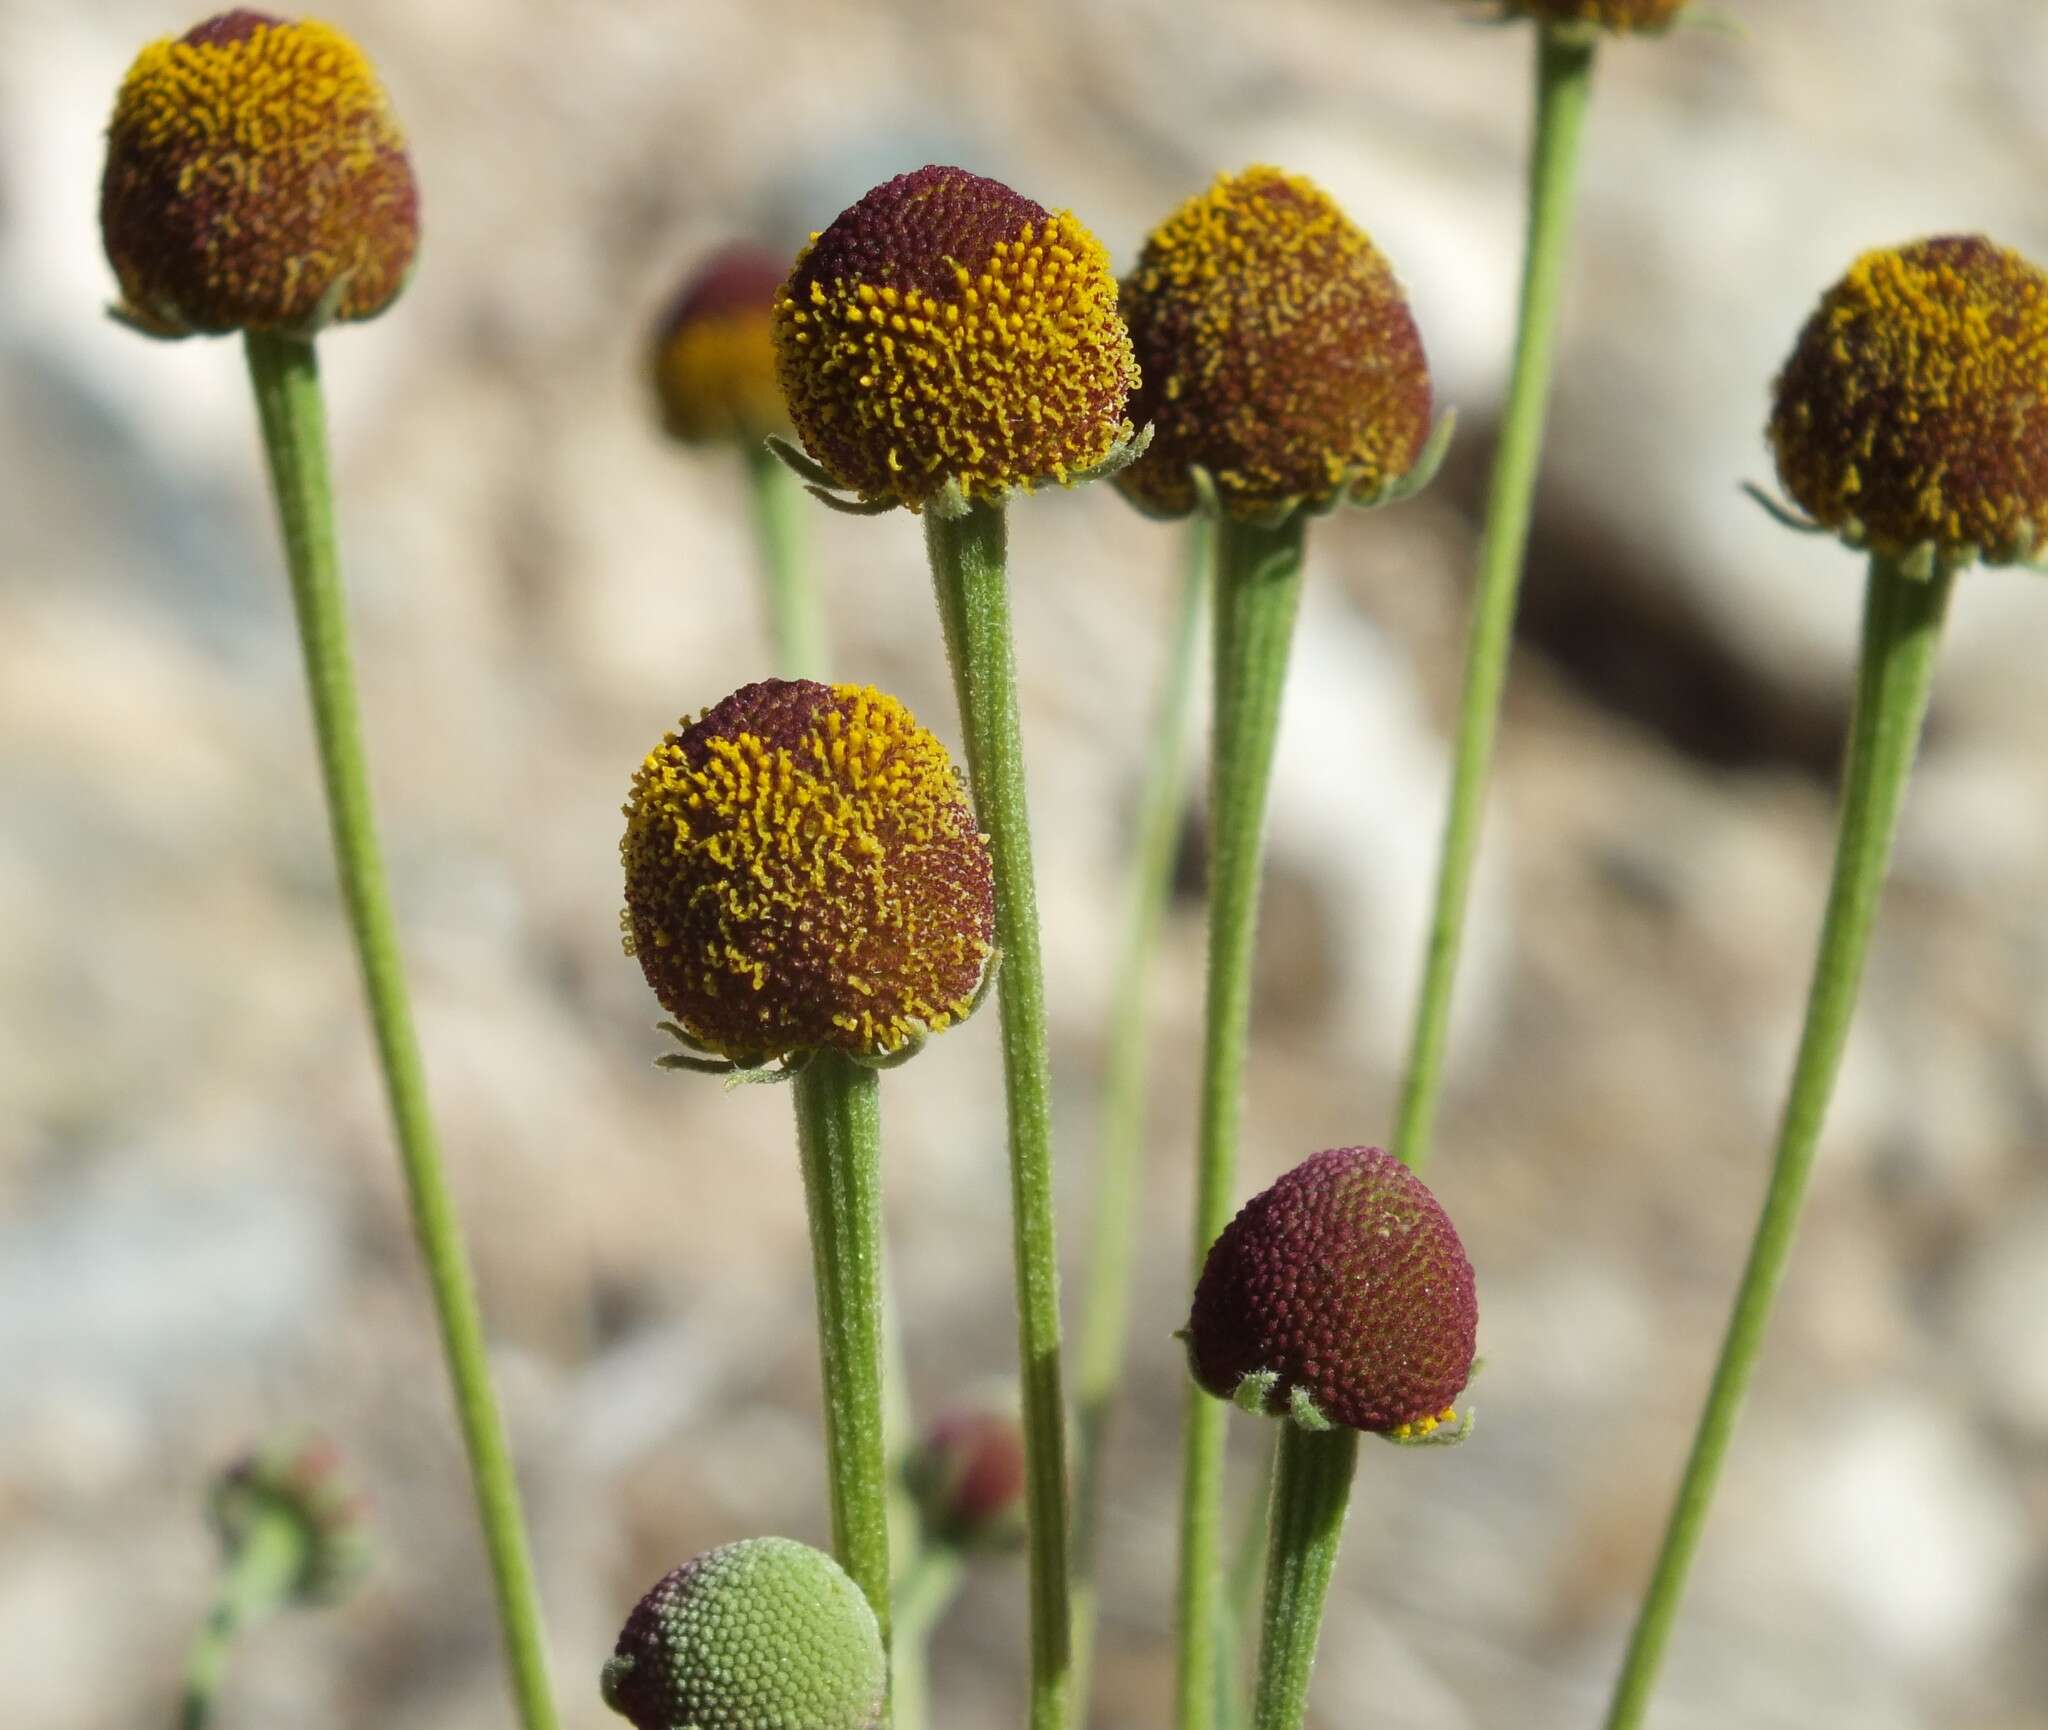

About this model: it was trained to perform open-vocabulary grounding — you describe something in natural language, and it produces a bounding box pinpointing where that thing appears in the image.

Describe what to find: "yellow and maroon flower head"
[620,680,995,1065]
[1188,1146,1477,1438]
[1116,166,1434,523]
[1492,0,1689,29]
[1770,236,2048,570]
[651,245,790,447]
[773,165,1137,512]
[100,10,419,339]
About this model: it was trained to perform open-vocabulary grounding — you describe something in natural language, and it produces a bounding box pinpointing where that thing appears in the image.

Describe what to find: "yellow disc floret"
[1116,166,1433,521]
[774,165,1137,511]
[620,680,995,1063]
[100,10,418,337]
[1770,236,2048,568]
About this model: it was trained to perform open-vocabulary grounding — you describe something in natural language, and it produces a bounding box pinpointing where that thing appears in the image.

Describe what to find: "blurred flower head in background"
[650,244,791,448]
[210,1434,371,1607]
[903,1401,1028,1552]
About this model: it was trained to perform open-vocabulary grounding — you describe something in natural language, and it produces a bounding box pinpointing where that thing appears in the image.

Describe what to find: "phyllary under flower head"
[1491,0,1689,29]
[210,1434,371,1606]
[1116,165,1433,522]
[620,680,995,1064]
[1188,1146,1477,1436]
[651,245,790,447]
[100,11,419,338]
[1770,235,2048,569]
[602,1538,886,1730]
[774,164,1137,511]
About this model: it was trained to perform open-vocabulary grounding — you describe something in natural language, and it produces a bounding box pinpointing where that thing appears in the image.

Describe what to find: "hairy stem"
[1601,553,1956,1729]
[793,1050,895,1649]
[925,499,1072,1730]
[1248,1424,1359,1730]
[1393,24,1597,1172]
[1073,516,1212,1715]
[242,330,559,1730]
[176,1509,306,1730]
[743,440,826,679]
[1176,513,1308,1730]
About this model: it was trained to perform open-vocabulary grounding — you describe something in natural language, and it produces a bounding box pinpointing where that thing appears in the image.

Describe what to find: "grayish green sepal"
[1378,1406,1476,1448]
[1231,1370,1279,1415]
[765,434,842,491]
[1285,1386,1333,1432]
[1348,409,1457,513]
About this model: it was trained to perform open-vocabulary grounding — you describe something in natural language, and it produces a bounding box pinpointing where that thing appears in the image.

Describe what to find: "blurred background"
[4,0,2047,1725]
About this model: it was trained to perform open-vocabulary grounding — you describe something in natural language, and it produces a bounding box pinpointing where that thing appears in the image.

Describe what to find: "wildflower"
[601,1539,886,1730]
[100,10,419,338]
[1116,166,1432,521]
[620,679,995,1063]
[1494,0,1689,27]
[1187,1146,1477,1435]
[903,1404,1028,1551]
[651,245,790,446]
[210,1435,370,1605]
[1770,235,2048,569]
[773,165,1136,511]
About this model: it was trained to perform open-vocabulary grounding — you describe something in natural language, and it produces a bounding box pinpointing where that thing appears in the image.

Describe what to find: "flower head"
[210,1434,371,1606]
[1116,166,1433,522]
[601,1538,886,1730]
[620,680,994,1064]
[1493,0,1689,28]
[650,245,790,447]
[100,11,419,338]
[903,1403,1027,1551]
[773,165,1137,511]
[1187,1146,1477,1436]
[1769,236,2048,569]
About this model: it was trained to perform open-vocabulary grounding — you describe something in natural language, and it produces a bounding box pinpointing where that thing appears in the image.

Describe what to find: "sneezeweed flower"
[904,1403,1029,1551]
[772,164,1140,514]
[1486,0,1689,30]
[650,245,790,447]
[602,1539,886,1730]
[1768,236,2048,572]
[620,678,995,1068]
[1116,165,1439,524]
[1188,1145,1478,1440]
[210,1434,371,1605]
[100,10,419,339]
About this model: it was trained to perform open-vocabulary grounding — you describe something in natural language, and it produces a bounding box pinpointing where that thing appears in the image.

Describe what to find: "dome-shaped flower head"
[210,1435,371,1606]
[773,165,1137,511]
[903,1403,1027,1551]
[1187,1146,1477,1436]
[1493,0,1689,30]
[650,245,790,447]
[620,680,995,1064]
[1116,166,1433,522]
[100,10,419,338]
[601,1538,886,1730]
[1769,236,2048,569]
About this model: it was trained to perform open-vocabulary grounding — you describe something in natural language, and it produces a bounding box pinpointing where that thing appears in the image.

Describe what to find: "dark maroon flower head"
[1188,1146,1477,1435]
[903,1405,1027,1550]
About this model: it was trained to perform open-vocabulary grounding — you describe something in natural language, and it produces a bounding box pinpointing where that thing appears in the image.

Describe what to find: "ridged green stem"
[1248,1424,1359,1730]
[1394,25,1597,1172]
[743,441,826,679]
[924,499,1072,1730]
[792,1050,895,1651]
[1214,1429,1277,1730]
[1072,517,1212,1716]
[1601,553,1956,1729]
[890,1543,967,1730]
[1176,514,1309,1730]
[176,1507,306,1730]
[242,331,559,1730]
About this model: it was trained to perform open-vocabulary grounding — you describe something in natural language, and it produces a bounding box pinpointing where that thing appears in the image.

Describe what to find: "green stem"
[923,500,1072,1730]
[1214,1429,1277,1730]
[242,331,559,1730]
[1072,516,1212,1715]
[1393,24,1597,1173]
[792,1050,895,1648]
[1601,553,1955,1730]
[1176,513,1309,1730]
[743,441,826,679]
[890,1544,968,1730]
[1247,1424,1359,1730]
[176,1510,306,1730]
